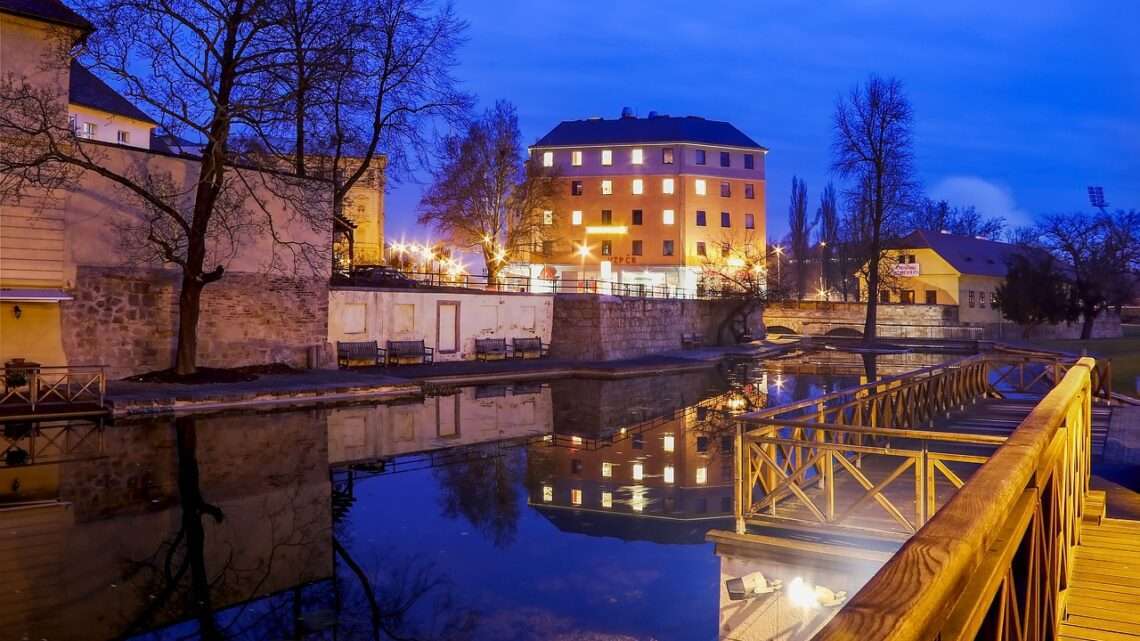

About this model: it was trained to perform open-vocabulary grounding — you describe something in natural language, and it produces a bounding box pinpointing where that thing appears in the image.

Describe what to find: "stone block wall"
[61,266,328,378]
[549,294,759,361]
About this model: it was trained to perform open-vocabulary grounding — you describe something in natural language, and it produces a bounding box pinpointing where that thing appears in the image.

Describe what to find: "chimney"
[620,106,634,119]
[648,110,658,118]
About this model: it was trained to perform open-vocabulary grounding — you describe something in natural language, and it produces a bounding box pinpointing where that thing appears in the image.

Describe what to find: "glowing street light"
[577,243,590,258]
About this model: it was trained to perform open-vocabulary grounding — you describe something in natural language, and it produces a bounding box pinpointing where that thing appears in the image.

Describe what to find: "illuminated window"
[82,122,97,138]
[601,179,613,195]
[662,178,675,194]
[663,434,675,452]
[601,149,613,166]
[542,151,553,167]
[632,178,644,195]
[695,179,706,196]
[631,148,644,164]
[117,130,130,144]
[601,240,612,256]
[696,467,708,484]
[632,496,645,512]
[664,465,675,484]
[571,435,583,445]
[543,485,553,501]
[632,463,644,480]
[543,209,553,225]
[602,462,613,478]
[571,488,582,505]
[571,150,582,166]
[572,210,583,226]
[601,491,613,508]
[663,209,675,225]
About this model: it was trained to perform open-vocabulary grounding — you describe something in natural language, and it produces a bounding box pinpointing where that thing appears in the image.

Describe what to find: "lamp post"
[773,244,784,293]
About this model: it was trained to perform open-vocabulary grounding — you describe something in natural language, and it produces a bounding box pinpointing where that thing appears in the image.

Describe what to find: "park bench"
[385,340,433,366]
[336,341,385,368]
[474,338,509,361]
[681,332,704,348]
[511,336,549,359]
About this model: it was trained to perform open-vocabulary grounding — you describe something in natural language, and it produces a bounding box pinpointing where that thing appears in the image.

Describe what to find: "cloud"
[928,176,1031,226]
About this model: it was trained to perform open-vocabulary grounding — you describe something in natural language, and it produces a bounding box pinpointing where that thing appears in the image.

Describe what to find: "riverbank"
[107,341,794,417]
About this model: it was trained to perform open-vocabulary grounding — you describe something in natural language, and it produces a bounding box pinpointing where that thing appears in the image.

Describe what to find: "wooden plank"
[1059,623,1139,641]
[1068,599,1140,625]
[1064,618,1140,638]
[1072,586,1140,604]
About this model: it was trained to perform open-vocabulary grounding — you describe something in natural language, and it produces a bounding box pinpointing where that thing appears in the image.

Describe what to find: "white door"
[437,301,459,354]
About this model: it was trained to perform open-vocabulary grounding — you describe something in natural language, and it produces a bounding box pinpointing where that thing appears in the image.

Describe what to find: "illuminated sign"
[893,263,920,277]
[585,225,628,235]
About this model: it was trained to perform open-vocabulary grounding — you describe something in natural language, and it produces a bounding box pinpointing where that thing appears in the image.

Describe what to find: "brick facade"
[61,266,329,378]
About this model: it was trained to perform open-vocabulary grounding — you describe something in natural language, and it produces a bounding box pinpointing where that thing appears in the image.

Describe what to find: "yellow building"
[862,230,1030,325]
[524,110,767,293]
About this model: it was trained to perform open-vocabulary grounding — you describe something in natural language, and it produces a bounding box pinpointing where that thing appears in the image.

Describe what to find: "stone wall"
[978,311,1123,340]
[61,266,329,378]
[763,301,960,336]
[549,294,760,361]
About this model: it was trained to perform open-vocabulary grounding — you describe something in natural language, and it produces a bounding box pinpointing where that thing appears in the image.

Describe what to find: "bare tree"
[699,231,783,342]
[816,182,840,294]
[1037,209,1140,339]
[831,74,919,341]
[906,198,1004,238]
[419,100,558,282]
[0,0,331,375]
[787,175,812,299]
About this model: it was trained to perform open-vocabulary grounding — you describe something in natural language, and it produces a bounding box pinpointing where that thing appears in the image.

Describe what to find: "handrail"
[0,365,107,411]
[809,357,1094,640]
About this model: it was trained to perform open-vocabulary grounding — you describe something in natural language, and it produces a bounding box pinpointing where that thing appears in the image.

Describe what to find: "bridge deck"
[1062,495,1140,641]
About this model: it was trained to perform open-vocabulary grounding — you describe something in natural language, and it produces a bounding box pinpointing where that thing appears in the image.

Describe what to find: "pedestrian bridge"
[714,350,1135,640]
[762,300,981,340]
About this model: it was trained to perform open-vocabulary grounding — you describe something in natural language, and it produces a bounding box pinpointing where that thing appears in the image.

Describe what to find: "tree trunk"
[864,260,879,343]
[1080,310,1096,340]
[174,276,203,375]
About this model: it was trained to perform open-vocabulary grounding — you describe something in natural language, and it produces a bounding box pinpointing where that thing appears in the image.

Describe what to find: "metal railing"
[0,365,107,411]
[333,270,744,300]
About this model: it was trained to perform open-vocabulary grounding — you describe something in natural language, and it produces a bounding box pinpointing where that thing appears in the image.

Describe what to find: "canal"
[0,351,951,640]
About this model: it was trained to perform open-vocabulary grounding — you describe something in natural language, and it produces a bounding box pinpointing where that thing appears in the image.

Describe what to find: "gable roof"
[533,115,765,150]
[69,60,157,125]
[893,230,1038,277]
[0,0,92,32]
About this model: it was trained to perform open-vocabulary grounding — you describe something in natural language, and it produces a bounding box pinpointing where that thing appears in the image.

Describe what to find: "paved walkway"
[106,343,793,417]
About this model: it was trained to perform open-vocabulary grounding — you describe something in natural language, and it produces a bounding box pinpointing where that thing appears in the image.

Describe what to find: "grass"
[1025,324,1140,396]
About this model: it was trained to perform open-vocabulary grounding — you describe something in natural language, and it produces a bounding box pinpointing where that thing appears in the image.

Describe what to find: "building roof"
[69,60,157,125]
[0,0,92,31]
[893,230,1034,277]
[533,114,766,150]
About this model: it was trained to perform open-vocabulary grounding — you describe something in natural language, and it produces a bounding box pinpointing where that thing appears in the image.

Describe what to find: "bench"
[385,340,433,365]
[474,338,509,361]
[511,337,549,359]
[681,332,703,348]
[336,341,385,368]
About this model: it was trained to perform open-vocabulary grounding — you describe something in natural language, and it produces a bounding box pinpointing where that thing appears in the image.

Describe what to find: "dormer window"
[631,148,644,165]
[601,149,613,166]
[571,150,582,166]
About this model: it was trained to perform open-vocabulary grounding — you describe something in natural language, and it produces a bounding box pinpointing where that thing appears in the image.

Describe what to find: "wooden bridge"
[720,351,1136,641]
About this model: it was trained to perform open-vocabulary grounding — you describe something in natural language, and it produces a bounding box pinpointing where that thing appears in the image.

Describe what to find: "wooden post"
[734,421,745,534]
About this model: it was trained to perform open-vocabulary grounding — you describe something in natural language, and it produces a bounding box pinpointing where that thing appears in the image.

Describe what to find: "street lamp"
[773,245,784,288]
[1088,186,1108,213]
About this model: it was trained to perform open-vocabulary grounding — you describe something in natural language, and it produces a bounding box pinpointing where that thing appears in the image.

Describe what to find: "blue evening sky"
[387,0,1139,243]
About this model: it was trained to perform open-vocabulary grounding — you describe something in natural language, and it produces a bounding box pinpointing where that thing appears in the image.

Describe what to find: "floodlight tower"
[1087,186,1108,214]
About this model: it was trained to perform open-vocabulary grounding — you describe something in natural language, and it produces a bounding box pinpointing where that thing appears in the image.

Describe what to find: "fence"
[0,365,107,412]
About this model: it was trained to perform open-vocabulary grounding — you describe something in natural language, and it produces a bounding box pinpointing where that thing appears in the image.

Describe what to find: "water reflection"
[0,352,950,640]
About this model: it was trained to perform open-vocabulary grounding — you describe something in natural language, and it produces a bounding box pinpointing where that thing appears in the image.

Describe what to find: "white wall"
[69,104,153,150]
[328,288,554,361]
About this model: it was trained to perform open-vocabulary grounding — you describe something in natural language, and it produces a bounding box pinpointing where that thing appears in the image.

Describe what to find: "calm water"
[0,352,949,641]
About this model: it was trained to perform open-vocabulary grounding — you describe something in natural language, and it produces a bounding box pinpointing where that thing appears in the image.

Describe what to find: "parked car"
[344,266,419,288]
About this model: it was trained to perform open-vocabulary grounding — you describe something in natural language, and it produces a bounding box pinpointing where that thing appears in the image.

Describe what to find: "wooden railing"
[0,365,106,411]
[809,357,1095,640]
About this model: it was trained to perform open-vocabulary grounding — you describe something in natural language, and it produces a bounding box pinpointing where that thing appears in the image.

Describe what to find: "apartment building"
[525,110,767,292]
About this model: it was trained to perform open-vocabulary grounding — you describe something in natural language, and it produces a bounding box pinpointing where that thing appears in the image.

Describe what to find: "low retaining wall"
[61,266,329,378]
[550,294,761,361]
[977,312,1122,340]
